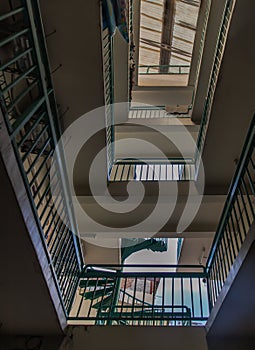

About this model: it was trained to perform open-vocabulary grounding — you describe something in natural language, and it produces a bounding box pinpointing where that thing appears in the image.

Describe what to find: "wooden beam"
[143,0,164,8]
[140,25,161,34]
[159,0,176,72]
[179,0,200,8]
[141,38,192,58]
[173,35,193,45]
[141,12,163,23]
[171,53,191,63]
[140,45,160,53]
[177,21,197,31]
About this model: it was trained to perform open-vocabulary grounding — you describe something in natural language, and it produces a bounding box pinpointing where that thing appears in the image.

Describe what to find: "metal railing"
[68,264,210,325]
[206,115,255,306]
[0,0,83,313]
[139,65,190,75]
[129,106,167,119]
[109,159,195,182]
[128,106,190,119]
[102,28,115,177]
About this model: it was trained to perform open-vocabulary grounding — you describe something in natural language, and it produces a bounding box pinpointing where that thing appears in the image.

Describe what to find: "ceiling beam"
[177,21,197,31]
[141,37,192,58]
[143,0,164,8]
[141,12,163,23]
[140,25,161,34]
[178,0,200,8]
[159,0,176,72]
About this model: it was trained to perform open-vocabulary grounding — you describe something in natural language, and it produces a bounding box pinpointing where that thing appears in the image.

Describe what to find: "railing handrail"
[114,157,194,165]
[0,0,83,313]
[29,0,84,270]
[70,263,210,323]
[129,105,165,110]
[138,64,190,75]
[82,264,207,275]
[139,65,190,68]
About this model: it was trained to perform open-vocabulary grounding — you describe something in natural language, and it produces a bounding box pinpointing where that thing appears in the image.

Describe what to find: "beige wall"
[114,30,129,123]
[60,326,209,350]
[132,86,194,106]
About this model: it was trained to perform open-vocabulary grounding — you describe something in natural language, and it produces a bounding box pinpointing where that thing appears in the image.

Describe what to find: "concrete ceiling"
[81,241,121,265]
[115,123,199,159]
[75,193,225,238]
[177,237,213,267]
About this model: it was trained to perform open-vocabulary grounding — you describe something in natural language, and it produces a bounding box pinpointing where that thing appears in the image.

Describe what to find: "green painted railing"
[109,158,195,181]
[206,115,255,306]
[139,65,190,75]
[128,106,189,119]
[102,28,115,177]
[68,264,210,325]
[0,0,83,313]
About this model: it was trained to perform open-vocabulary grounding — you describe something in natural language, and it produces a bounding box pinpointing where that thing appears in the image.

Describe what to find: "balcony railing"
[109,159,195,182]
[128,106,189,119]
[0,0,83,313]
[206,115,255,306]
[138,65,190,75]
[129,105,166,119]
[68,264,210,326]
[102,28,115,176]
